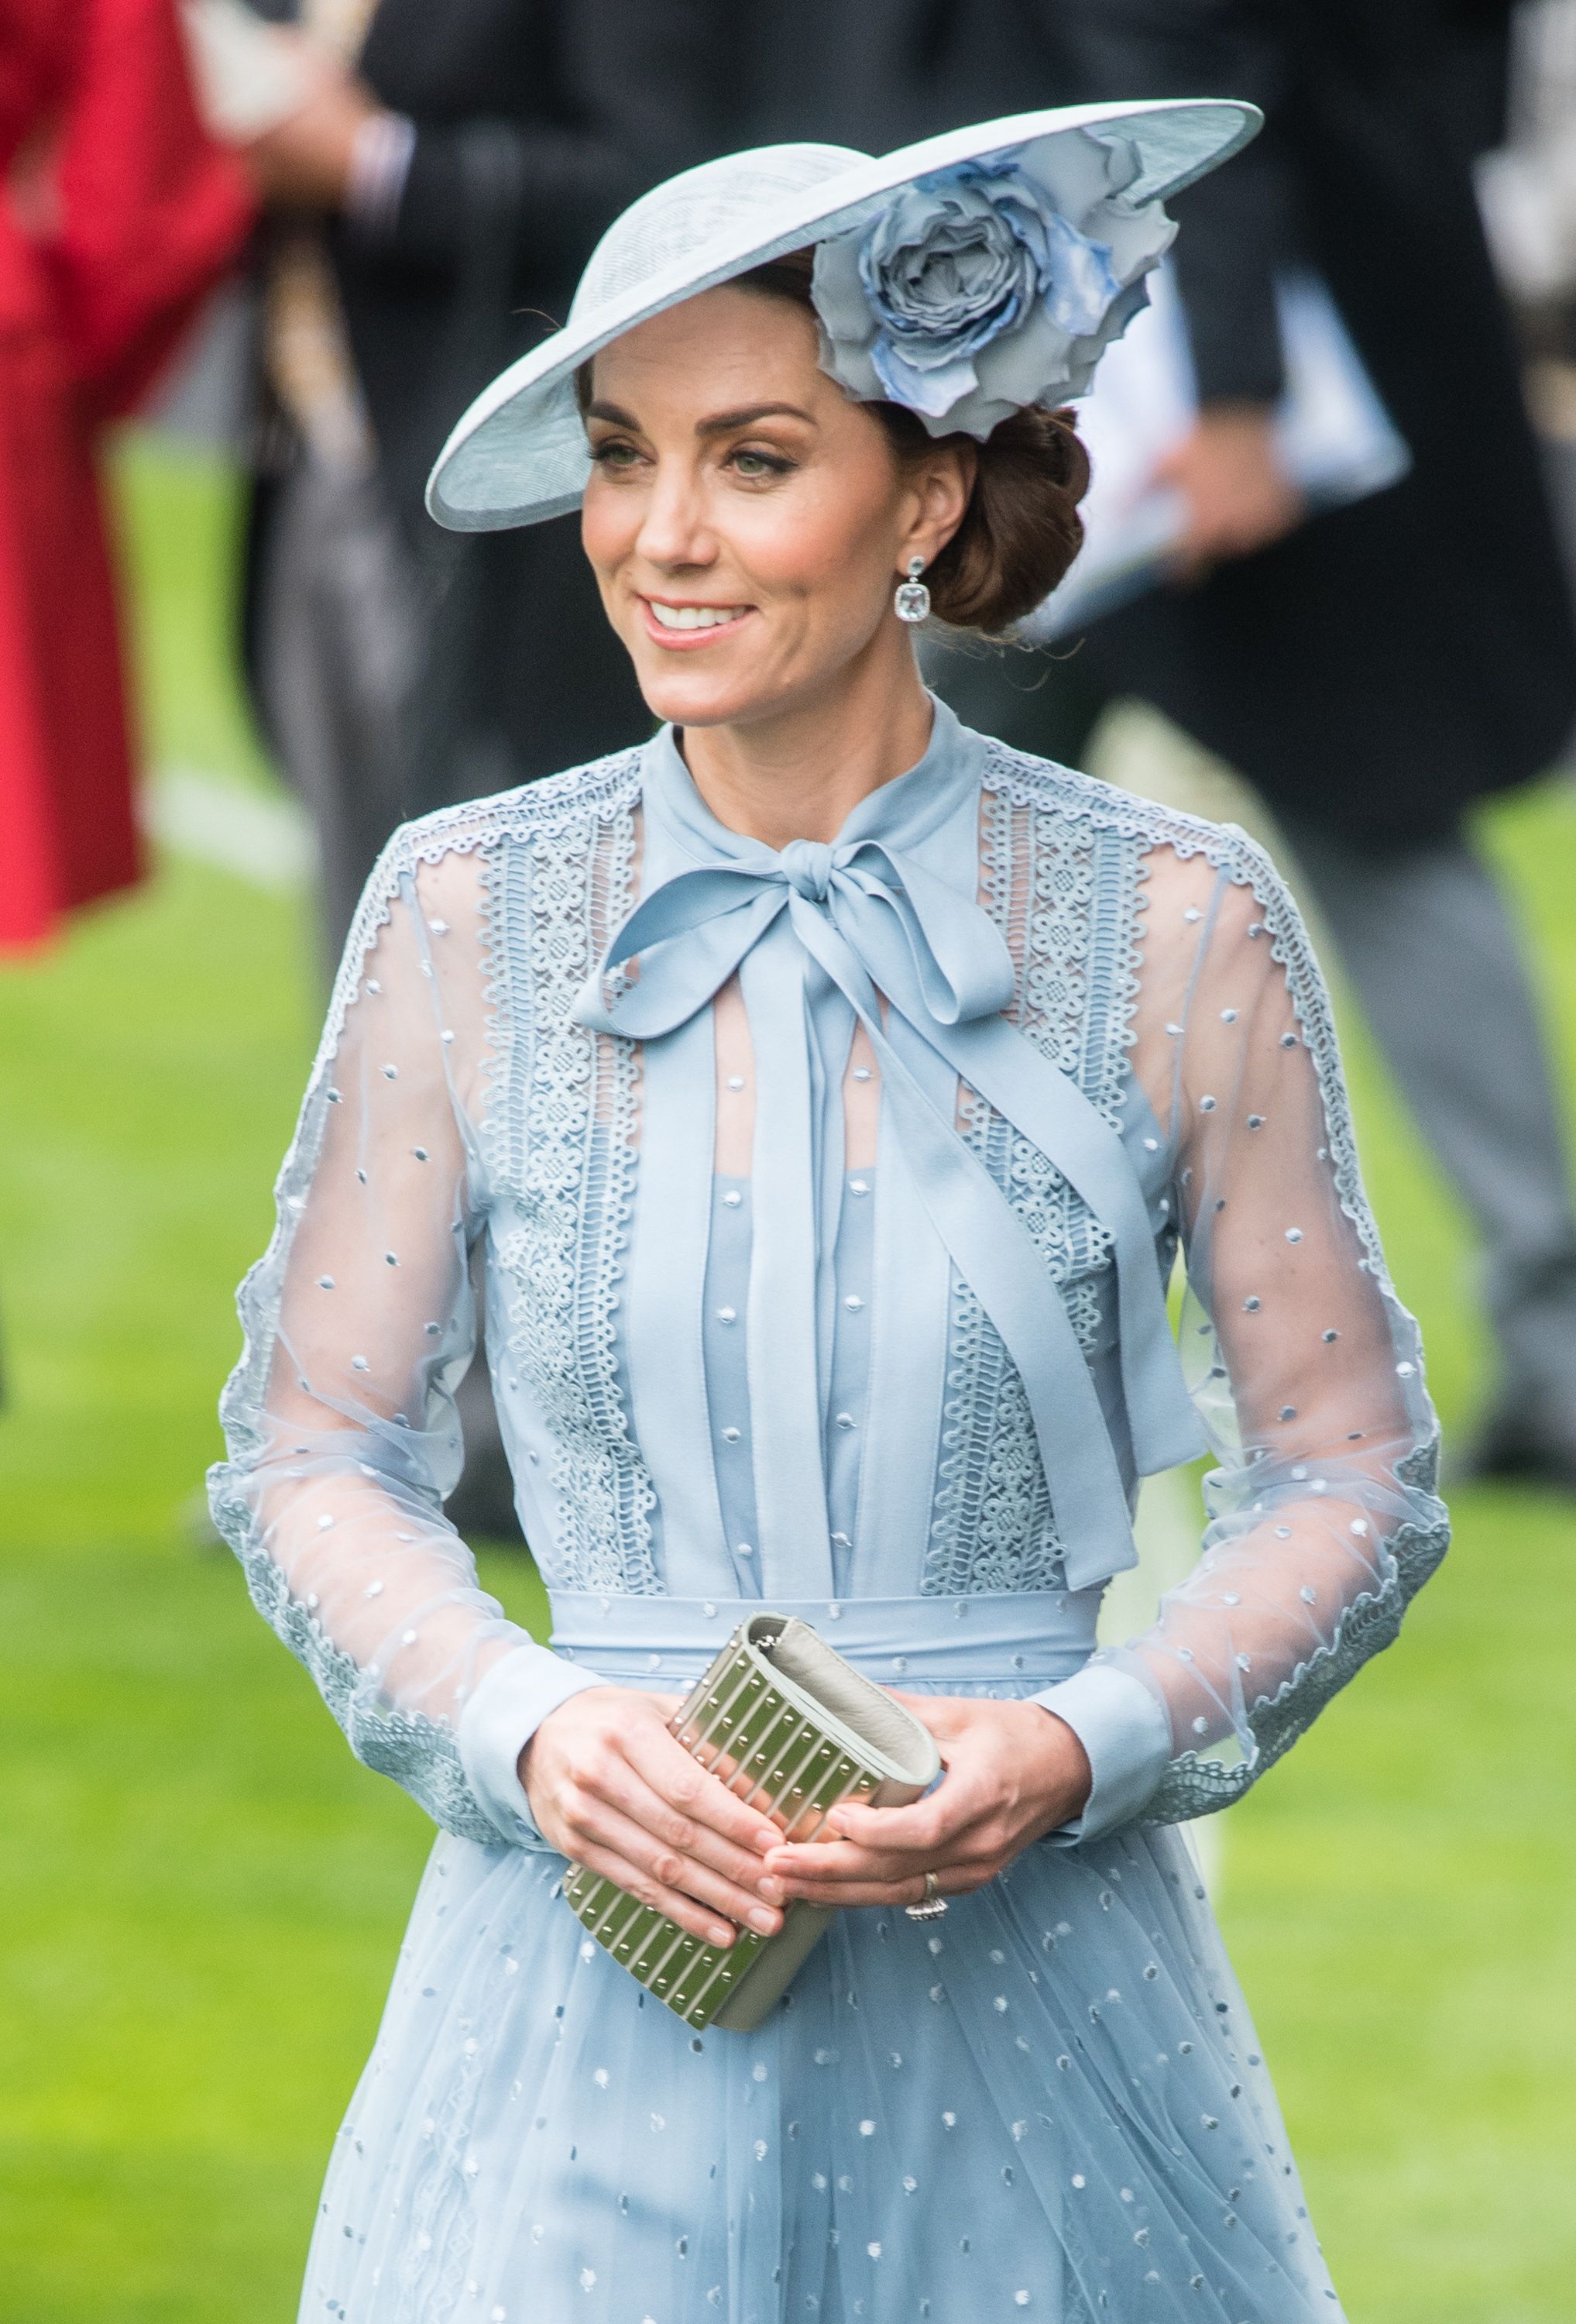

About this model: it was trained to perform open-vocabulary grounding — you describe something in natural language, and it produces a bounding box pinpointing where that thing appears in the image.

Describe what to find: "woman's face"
[580,286,969,732]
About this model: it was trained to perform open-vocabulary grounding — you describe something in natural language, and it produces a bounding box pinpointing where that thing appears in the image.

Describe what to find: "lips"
[637,596,755,650]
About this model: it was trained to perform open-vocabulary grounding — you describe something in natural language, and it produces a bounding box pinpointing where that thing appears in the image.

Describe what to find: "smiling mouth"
[642,597,754,636]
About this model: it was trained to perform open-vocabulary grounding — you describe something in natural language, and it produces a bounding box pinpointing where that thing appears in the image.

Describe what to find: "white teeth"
[648,601,748,631]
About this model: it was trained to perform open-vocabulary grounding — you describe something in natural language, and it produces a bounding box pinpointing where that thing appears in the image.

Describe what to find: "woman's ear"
[904,440,975,568]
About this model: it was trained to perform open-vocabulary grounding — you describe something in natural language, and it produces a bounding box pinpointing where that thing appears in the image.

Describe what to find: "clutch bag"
[562,1612,942,2033]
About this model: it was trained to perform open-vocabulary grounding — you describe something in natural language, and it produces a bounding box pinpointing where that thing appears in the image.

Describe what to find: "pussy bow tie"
[575,746,1201,1593]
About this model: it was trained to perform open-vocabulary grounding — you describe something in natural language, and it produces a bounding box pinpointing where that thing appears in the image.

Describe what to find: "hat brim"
[426,98,1261,534]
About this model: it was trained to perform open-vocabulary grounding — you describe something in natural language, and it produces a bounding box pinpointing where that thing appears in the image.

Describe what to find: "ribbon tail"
[849,888,1201,1480]
[740,924,836,1600]
[791,898,1140,1589]
[929,1012,1203,1478]
[876,1055,1139,1592]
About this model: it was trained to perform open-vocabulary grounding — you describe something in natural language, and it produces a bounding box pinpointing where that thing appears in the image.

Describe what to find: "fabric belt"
[548,1588,1100,1690]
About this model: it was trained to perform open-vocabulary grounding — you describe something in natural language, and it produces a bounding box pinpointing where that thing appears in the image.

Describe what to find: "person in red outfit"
[0,0,252,952]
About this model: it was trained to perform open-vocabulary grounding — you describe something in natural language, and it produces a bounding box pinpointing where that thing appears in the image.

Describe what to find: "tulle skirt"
[298,1786,1341,2322]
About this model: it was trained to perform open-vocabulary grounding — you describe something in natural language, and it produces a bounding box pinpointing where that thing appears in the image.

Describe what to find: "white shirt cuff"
[1033,1661,1171,1844]
[457,1641,603,1848]
[345,111,417,241]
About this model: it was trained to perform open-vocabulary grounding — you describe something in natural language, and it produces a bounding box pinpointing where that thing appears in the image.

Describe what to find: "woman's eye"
[591,439,643,469]
[730,447,794,479]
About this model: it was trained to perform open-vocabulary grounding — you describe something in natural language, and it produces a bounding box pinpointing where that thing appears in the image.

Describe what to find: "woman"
[0,0,252,950]
[213,105,1448,2322]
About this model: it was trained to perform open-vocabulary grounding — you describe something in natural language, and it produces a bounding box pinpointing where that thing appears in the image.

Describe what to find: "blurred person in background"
[754,2,1576,1487]
[183,0,720,1540]
[0,0,252,953]
[1477,0,1576,583]
[194,0,721,961]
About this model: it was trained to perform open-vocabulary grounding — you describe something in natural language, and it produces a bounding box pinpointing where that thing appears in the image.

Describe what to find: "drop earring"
[894,554,930,624]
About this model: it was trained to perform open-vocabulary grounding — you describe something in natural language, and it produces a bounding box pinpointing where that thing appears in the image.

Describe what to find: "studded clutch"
[562,1612,942,2032]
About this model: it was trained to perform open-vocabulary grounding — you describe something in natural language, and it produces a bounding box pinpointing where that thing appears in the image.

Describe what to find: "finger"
[776,1866,979,1910]
[640,1724,784,1855]
[678,1729,805,1839]
[577,1799,786,1937]
[762,1835,889,1886]
[767,1850,985,1906]
[581,1752,785,1898]
[829,1782,983,1858]
[567,1836,741,1949]
[763,1833,975,1893]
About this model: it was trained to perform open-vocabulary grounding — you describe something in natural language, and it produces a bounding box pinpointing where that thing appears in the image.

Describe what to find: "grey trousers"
[255,458,424,970]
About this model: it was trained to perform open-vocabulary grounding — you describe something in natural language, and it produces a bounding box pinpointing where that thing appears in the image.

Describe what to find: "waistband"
[548,1588,1101,1689]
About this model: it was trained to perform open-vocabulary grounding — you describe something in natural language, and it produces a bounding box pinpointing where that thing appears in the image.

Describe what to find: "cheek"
[737,476,896,610]
[579,479,637,586]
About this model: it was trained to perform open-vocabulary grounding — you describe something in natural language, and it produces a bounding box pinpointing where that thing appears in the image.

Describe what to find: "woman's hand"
[761,1695,1092,1911]
[520,1687,788,1950]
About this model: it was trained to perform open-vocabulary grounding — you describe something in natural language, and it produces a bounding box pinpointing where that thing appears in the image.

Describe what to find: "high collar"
[638,693,988,875]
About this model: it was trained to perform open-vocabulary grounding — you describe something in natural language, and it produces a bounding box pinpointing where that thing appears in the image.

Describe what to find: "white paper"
[180,0,317,143]
[1028,263,1410,641]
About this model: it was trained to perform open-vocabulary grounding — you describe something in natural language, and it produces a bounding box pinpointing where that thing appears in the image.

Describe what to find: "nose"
[633,459,716,574]
[780,840,834,901]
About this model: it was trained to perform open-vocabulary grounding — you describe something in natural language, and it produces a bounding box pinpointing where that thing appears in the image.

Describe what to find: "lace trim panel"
[923,764,1140,1594]
[969,741,1447,1811]
[481,758,661,1597]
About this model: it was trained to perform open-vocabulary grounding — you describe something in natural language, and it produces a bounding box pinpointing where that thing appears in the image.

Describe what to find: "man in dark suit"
[238,0,721,1537]
[751,0,1576,1483]
[241,0,720,954]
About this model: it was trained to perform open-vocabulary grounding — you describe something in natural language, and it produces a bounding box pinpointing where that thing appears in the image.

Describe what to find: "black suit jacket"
[340,0,721,515]
[249,0,723,807]
[746,0,1575,837]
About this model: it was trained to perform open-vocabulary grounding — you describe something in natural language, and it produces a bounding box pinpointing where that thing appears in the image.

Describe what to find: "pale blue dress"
[211,700,1448,2323]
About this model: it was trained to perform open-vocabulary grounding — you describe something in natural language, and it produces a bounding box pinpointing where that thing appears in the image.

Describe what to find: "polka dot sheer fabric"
[211,706,1445,2320]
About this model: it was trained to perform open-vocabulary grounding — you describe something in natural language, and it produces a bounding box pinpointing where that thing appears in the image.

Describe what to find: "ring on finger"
[904,1868,948,1923]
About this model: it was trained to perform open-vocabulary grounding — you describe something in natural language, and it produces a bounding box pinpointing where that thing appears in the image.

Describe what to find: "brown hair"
[574,249,1089,635]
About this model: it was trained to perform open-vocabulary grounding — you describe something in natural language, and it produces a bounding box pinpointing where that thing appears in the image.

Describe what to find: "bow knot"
[780,839,836,902]
[571,739,1203,1591]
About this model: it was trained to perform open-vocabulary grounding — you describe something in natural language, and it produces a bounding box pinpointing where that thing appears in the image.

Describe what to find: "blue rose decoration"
[811,129,1176,438]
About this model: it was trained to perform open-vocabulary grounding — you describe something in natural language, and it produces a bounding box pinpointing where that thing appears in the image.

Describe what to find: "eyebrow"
[585,399,816,436]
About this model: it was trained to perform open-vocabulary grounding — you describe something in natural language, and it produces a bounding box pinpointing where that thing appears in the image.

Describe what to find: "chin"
[628,651,775,731]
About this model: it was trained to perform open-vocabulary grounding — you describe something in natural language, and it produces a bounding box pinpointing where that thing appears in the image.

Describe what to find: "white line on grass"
[145,765,314,891]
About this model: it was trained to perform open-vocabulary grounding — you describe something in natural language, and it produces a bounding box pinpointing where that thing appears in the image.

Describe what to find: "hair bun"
[924,404,1088,634]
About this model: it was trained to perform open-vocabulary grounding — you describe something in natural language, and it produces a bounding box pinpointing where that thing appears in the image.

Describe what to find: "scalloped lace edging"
[208,1470,502,1847]
[1138,1511,1449,1824]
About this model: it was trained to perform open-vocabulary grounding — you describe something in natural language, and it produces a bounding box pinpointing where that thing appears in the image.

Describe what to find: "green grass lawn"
[1,436,1574,2319]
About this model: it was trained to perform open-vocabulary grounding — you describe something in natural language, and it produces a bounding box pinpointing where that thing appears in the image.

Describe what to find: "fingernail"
[757,1876,784,1904]
[747,1906,779,1934]
[709,1923,734,1947]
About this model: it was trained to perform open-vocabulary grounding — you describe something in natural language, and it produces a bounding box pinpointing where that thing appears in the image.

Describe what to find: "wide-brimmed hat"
[426,100,1260,534]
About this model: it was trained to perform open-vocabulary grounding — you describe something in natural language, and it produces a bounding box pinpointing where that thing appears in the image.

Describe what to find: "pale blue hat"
[427,100,1260,533]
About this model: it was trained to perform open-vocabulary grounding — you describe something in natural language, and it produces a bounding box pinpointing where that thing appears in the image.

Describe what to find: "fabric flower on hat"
[810,128,1177,438]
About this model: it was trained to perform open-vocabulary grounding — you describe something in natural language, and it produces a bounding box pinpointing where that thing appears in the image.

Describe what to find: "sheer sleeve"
[1039,830,1449,1838]
[208,833,600,1847]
